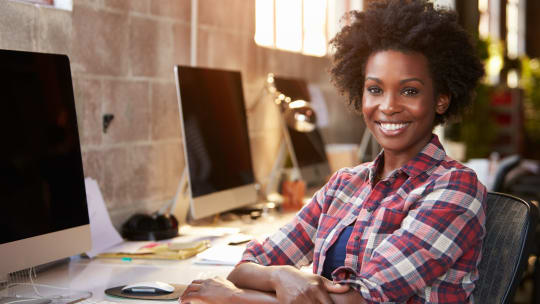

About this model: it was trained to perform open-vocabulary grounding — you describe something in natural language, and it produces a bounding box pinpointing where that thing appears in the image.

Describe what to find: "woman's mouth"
[376,121,410,135]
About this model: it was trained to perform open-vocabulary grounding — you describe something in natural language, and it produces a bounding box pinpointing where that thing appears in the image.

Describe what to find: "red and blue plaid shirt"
[241,135,487,303]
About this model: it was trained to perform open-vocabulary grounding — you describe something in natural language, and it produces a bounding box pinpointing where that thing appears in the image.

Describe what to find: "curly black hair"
[329,0,485,125]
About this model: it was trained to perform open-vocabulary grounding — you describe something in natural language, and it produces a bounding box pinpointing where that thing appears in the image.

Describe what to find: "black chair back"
[473,192,537,303]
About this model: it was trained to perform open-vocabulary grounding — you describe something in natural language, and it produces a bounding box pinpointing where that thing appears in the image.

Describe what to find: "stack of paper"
[194,245,245,266]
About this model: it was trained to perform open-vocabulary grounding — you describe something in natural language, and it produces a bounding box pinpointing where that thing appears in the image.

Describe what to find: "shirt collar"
[368,134,447,181]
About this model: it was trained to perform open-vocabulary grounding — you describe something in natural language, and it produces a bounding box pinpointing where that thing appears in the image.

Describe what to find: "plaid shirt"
[241,135,486,303]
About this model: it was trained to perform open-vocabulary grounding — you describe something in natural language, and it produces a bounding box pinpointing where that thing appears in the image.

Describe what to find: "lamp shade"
[266,73,317,132]
[284,99,317,132]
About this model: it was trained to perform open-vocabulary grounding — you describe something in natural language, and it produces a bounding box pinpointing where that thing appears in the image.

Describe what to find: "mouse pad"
[105,284,187,300]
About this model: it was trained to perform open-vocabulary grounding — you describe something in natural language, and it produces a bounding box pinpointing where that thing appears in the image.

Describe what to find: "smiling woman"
[181,1,487,303]
[362,50,450,176]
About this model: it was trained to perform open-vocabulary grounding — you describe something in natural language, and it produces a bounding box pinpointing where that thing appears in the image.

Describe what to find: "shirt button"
[367,206,375,212]
[354,235,360,241]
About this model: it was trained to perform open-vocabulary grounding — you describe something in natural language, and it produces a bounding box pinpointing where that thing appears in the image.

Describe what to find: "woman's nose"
[379,93,401,115]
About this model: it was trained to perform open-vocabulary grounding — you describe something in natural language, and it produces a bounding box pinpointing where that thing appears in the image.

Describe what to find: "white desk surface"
[8,210,298,303]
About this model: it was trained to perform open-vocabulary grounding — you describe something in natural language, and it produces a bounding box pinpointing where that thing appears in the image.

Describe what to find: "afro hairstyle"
[329,0,485,125]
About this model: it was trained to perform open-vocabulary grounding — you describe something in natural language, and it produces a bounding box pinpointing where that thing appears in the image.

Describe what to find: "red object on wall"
[489,88,524,156]
[491,90,512,106]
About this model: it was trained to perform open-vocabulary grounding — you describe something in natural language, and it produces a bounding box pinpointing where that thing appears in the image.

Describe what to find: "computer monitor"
[0,49,91,276]
[174,66,258,220]
[273,76,331,188]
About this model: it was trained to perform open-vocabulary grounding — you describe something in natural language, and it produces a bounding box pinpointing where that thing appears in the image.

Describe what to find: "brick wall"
[0,0,364,228]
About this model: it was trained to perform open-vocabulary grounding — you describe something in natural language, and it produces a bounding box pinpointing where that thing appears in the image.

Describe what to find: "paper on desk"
[179,225,240,237]
[84,177,123,258]
[194,245,245,266]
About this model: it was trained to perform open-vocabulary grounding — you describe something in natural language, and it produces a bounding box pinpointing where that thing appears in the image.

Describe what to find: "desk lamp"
[265,73,317,133]
[262,73,318,200]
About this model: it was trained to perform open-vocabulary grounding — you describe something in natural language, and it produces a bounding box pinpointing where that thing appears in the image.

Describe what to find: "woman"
[181,0,486,303]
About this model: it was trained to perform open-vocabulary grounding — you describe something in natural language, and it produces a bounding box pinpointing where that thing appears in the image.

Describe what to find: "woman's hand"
[180,277,240,304]
[270,265,349,304]
[180,276,279,304]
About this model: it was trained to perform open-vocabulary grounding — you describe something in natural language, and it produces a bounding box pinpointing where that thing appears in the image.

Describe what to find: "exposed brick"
[72,77,103,146]
[102,146,130,207]
[151,82,182,140]
[102,79,150,143]
[123,141,183,205]
[128,143,164,202]
[0,1,36,51]
[0,0,341,230]
[163,140,184,198]
[35,5,72,54]
[172,22,191,66]
[72,0,103,9]
[81,149,105,182]
[242,38,261,84]
[105,0,150,13]
[72,4,129,76]
[150,0,190,21]
[249,131,281,188]
[130,16,174,78]
[246,91,282,134]
[198,0,253,34]
[197,29,245,71]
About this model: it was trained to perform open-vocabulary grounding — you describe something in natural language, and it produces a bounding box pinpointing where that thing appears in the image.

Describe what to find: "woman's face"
[362,50,449,159]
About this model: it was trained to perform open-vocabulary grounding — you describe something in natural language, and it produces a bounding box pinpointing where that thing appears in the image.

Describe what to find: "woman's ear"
[435,94,450,115]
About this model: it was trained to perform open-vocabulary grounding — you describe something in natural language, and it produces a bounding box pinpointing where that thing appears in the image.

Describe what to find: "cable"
[28,268,43,298]
[4,299,42,304]
[5,268,92,303]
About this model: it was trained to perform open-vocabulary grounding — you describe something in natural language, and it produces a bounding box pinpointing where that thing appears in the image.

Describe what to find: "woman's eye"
[367,86,382,95]
[402,87,419,96]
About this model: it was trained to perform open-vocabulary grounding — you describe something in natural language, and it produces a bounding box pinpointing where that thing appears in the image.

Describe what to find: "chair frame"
[474,192,538,304]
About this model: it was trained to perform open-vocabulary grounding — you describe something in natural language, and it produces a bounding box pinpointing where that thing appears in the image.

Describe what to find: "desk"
[4,210,298,303]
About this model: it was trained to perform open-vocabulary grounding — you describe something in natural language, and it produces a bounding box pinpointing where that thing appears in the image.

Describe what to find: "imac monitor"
[274,76,331,188]
[174,66,258,220]
[0,49,91,275]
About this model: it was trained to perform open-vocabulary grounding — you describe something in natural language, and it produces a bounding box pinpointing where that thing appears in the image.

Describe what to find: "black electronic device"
[174,66,259,220]
[0,49,91,276]
[121,213,179,241]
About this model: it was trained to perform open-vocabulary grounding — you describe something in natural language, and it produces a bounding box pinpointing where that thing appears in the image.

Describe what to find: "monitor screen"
[0,49,91,275]
[174,66,258,220]
[274,76,331,188]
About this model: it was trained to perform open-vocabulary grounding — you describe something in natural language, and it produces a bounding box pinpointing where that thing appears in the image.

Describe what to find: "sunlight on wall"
[255,0,353,57]
[254,0,274,47]
[303,0,327,57]
[275,0,302,52]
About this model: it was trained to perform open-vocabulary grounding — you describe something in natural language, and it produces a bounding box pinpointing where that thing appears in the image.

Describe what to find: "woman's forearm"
[227,262,278,291]
[229,287,365,304]
[230,289,278,304]
[227,263,366,304]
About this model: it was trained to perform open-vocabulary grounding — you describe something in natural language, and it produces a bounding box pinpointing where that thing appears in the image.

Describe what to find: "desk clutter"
[97,240,210,260]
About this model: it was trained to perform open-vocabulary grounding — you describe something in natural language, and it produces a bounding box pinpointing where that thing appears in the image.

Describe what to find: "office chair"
[490,154,521,192]
[473,192,538,304]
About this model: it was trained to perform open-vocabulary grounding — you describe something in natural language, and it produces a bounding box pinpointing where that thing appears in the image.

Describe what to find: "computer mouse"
[121,281,175,294]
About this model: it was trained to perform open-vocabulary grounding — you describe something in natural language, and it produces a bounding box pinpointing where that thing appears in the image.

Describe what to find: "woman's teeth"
[379,122,408,131]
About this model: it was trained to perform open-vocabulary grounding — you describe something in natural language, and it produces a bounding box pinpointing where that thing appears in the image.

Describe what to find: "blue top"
[321,225,354,280]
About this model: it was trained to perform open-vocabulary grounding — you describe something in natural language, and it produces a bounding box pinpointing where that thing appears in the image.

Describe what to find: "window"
[11,0,72,10]
[255,0,363,57]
